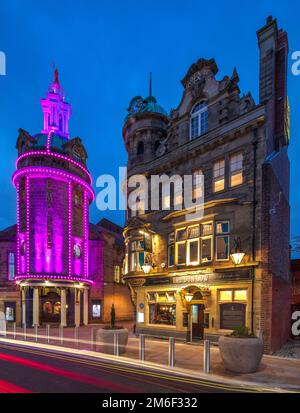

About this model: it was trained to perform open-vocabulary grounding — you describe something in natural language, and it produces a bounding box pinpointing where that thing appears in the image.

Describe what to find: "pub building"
[122,17,291,353]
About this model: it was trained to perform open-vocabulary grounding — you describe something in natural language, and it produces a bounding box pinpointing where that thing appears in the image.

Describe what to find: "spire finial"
[52,62,59,83]
[149,72,152,97]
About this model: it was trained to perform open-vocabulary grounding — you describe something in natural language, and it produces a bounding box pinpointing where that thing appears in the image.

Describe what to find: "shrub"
[229,326,256,338]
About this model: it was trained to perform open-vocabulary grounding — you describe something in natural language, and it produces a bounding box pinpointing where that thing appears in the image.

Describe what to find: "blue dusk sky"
[0,0,299,256]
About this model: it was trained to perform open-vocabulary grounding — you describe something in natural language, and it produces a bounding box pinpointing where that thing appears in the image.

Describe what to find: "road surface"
[0,342,262,393]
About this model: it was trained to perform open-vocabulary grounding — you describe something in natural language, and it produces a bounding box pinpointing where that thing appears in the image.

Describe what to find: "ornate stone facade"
[123,17,291,353]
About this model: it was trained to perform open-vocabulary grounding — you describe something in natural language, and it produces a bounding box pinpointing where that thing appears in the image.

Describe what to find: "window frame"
[213,158,225,192]
[230,152,244,187]
[187,238,200,266]
[190,101,208,140]
[215,220,230,261]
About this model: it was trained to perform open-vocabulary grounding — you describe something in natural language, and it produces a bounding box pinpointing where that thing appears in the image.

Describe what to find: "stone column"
[83,289,89,326]
[22,288,26,327]
[74,289,81,327]
[60,288,67,327]
[32,287,39,326]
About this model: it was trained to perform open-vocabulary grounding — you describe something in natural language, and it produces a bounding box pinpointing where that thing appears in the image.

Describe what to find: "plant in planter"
[218,326,263,374]
[97,305,129,355]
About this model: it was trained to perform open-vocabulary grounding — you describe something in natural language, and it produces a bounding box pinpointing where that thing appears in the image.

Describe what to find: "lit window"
[114,266,120,283]
[190,101,208,140]
[230,152,243,187]
[149,303,176,326]
[219,290,233,301]
[213,159,225,192]
[192,169,204,200]
[216,221,230,234]
[8,252,15,281]
[163,194,170,210]
[234,290,247,301]
[201,222,213,236]
[188,225,199,239]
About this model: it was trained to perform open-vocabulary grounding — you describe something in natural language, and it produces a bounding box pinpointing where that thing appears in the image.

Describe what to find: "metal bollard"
[75,326,79,348]
[91,328,97,352]
[114,332,120,357]
[34,324,38,342]
[139,334,145,362]
[59,325,64,345]
[203,339,210,374]
[13,322,16,339]
[23,324,27,341]
[46,324,50,344]
[169,337,175,368]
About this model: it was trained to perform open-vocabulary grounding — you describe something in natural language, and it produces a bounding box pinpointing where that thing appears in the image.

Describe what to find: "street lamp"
[231,237,245,265]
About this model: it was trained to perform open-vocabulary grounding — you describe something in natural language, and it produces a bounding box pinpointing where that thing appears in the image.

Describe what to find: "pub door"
[191,304,204,340]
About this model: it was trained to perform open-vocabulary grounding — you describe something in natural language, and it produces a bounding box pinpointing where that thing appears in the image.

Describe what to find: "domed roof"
[30,133,68,152]
[125,95,167,122]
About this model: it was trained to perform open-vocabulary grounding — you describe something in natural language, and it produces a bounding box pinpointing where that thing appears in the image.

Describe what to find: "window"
[114,266,120,283]
[213,159,225,192]
[5,302,16,322]
[176,242,186,265]
[137,141,144,155]
[128,240,148,272]
[220,303,246,329]
[187,239,199,265]
[219,290,233,301]
[92,300,101,318]
[230,152,243,187]
[168,233,175,267]
[149,304,176,326]
[201,237,212,263]
[216,221,230,261]
[190,101,208,140]
[8,252,15,280]
[219,289,247,302]
[192,169,204,201]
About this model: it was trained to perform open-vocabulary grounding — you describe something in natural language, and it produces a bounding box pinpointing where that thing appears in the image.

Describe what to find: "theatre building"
[122,17,291,353]
[0,70,133,326]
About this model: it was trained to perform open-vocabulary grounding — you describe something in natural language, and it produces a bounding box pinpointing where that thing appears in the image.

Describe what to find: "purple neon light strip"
[15,275,93,285]
[16,182,20,275]
[84,191,88,279]
[68,181,72,278]
[16,151,92,184]
[26,177,30,275]
[12,167,94,201]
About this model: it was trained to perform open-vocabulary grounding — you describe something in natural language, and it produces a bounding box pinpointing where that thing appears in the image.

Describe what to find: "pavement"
[1,321,300,392]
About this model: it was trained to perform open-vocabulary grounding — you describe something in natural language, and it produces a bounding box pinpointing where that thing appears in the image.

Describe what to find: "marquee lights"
[16,151,92,184]
[15,274,93,285]
[12,166,95,201]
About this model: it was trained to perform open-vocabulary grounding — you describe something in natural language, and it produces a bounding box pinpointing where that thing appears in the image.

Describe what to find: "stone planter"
[97,327,128,355]
[219,336,263,373]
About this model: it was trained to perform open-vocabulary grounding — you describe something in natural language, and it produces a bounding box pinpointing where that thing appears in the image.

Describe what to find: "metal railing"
[0,322,212,374]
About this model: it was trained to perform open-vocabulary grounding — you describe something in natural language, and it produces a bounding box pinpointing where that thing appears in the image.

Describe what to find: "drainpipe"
[251,130,258,334]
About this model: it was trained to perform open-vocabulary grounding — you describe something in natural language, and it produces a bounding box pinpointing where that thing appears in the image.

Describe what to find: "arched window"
[137,141,144,155]
[190,101,208,140]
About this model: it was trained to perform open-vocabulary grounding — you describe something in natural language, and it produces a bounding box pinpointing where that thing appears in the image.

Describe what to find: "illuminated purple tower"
[12,69,94,327]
